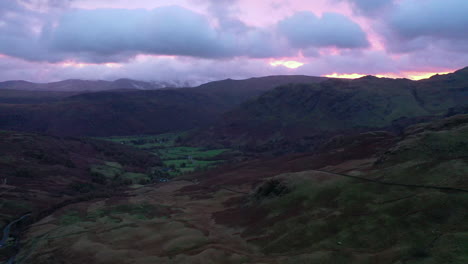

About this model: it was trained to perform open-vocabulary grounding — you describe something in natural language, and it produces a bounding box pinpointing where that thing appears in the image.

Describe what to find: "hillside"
[0,76,327,136]
[0,79,191,92]
[0,131,163,226]
[0,90,85,104]
[12,114,468,264]
[188,67,468,151]
[193,75,327,105]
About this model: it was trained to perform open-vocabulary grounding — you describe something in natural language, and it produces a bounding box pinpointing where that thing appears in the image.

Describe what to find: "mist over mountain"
[0,78,195,92]
[0,75,327,136]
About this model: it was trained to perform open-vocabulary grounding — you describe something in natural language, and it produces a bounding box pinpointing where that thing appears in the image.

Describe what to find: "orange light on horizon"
[270,60,305,69]
[324,70,454,80]
[403,71,451,80]
[324,73,367,79]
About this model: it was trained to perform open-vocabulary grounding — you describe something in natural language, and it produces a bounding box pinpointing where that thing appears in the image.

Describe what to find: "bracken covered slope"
[0,76,326,137]
[14,114,468,264]
[189,67,468,151]
[0,131,162,228]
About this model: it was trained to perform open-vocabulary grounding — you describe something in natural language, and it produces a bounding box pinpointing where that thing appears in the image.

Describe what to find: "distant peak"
[114,78,135,82]
[358,75,379,80]
[455,66,468,74]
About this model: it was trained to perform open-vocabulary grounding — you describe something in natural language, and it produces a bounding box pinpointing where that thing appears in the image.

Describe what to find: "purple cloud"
[278,11,370,49]
[0,0,466,83]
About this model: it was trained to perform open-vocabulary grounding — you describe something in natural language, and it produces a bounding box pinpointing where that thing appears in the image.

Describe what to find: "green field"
[100,133,231,176]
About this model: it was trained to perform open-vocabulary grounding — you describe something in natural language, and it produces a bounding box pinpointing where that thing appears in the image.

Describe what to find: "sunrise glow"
[324,70,454,80]
[61,61,88,68]
[270,60,305,69]
[0,0,465,83]
[403,71,451,80]
[105,63,123,68]
[324,73,367,79]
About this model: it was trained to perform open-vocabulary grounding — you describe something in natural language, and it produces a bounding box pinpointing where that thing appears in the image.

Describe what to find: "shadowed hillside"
[0,79,191,92]
[0,76,326,136]
[188,67,468,152]
[11,114,468,264]
[0,131,163,227]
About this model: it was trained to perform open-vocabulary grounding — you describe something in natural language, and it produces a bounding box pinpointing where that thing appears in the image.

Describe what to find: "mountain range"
[0,67,467,264]
[187,67,468,152]
[0,79,194,92]
[0,75,326,136]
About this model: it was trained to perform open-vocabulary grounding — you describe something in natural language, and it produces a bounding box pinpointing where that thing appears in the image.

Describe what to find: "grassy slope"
[216,114,468,263]
[18,115,468,264]
[0,131,163,227]
[0,76,327,137]
[0,89,83,104]
[191,68,468,150]
[0,89,225,136]
[100,133,232,176]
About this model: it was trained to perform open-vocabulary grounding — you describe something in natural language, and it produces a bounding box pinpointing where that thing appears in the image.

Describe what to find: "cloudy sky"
[0,0,467,83]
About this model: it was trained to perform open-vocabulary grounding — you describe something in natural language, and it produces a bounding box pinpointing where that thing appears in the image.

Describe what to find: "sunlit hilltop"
[325,70,453,80]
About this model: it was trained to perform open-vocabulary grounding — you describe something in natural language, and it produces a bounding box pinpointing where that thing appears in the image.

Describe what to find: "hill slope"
[190,67,468,151]
[0,76,327,136]
[14,114,468,264]
[0,130,164,228]
[0,79,191,92]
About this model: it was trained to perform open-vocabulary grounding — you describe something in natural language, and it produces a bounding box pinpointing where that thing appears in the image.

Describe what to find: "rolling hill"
[11,114,468,264]
[0,131,163,227]
[1,70,467,263]
[0,75,326,136]
[0,79,192,92]
[188,67,468,152]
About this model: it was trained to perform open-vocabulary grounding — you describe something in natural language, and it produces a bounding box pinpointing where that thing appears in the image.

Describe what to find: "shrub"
[14,168,34,178]
[69,182,95,193]
[90,171,107,184]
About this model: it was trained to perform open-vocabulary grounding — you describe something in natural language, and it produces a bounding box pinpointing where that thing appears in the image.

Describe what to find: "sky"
[0,0,467,83]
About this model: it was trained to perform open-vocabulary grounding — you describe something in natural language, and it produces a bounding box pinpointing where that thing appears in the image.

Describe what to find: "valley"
[9,114,468,264]
[100,133,235,176]
[0,69,467,263]
[1,0,467,262]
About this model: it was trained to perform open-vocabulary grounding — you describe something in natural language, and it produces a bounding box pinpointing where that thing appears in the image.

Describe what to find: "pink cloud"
[0,0,466,82]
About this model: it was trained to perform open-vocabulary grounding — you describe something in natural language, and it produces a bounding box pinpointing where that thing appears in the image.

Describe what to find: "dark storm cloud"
[277,11,369,49]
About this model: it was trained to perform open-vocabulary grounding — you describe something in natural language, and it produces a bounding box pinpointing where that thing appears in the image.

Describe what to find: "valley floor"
[3,114,468,264]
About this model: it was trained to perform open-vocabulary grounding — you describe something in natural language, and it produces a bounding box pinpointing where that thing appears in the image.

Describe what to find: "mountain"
[0,89,84,104]
[0,78,192,92]
[0,75,327,136]
[0,89,222,136]
[193,75,327,105]
[1,71,467,263]
[188,67,468,152]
